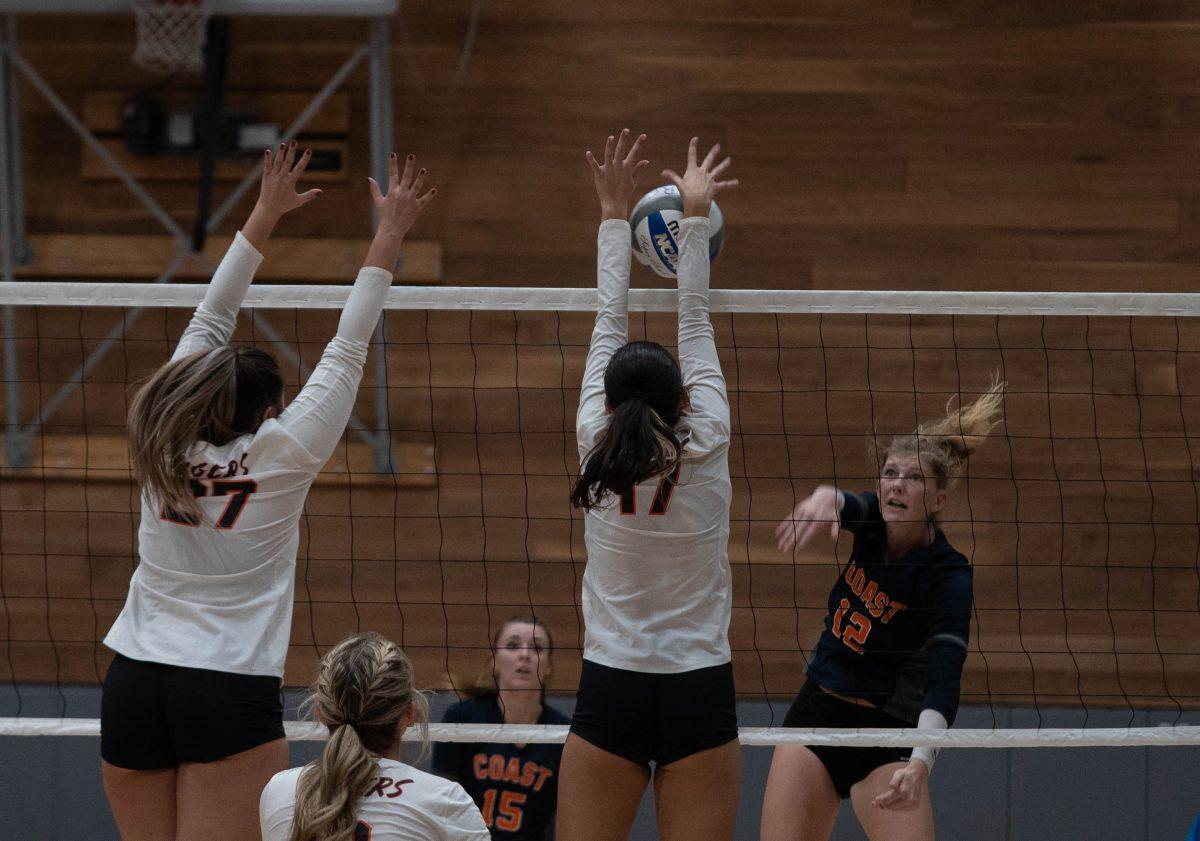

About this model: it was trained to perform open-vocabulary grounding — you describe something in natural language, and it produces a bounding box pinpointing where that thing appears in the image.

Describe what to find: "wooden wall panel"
[5,2,1200,710]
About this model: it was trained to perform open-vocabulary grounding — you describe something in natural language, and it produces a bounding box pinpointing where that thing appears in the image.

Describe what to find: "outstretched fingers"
[396,153,410,190]
[367,176,384,205]
[686,135,699,168]
[410,166,428,196]
[603,134,616,166]
[289,146,313,178]
[612,128,630,165]
[700,142,720,172]
[661,168,683,190]
[623,132,647,167]
[585,149,602,173]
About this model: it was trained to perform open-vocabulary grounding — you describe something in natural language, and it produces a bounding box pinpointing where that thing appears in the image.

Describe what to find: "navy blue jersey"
[805,492,972,724]
[432,696,569,841]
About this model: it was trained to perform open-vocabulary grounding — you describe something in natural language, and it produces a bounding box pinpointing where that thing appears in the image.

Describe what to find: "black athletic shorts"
[782,679,912,799]
[101,652,285,770]
[569,658,738,767]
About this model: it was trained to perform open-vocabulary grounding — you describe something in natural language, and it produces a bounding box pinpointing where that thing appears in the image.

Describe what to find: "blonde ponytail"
[290,634,430,841]
[915,374,1006,476]
[880,375,1005,496]
[128,345,282,523]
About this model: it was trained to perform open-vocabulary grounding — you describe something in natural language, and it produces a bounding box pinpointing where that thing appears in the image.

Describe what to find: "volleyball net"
[2,282,1199,748]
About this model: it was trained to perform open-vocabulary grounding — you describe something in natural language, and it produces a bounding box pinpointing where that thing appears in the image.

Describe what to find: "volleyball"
[629,185,725,278]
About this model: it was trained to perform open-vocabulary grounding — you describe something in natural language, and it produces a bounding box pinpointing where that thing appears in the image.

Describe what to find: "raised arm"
[577,130,649,444]
[174,142,320,361]
[662,137,738,439]
[278,153,436,465]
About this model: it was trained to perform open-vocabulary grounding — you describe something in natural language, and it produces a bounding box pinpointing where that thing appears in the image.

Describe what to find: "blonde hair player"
[260,633,490,841]
[557,132,740,841]
[762,380,1004,841]
[432,616,568,840]
[99,146,435,841]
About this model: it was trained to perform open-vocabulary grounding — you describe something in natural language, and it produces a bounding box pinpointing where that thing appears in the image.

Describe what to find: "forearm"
[240,201,283,254]
[676,217,721,372]
[363,228,404,274]
[173,232,264,359]
[579,220,631,423]
[910,708,949,773]
[277,266,390,463]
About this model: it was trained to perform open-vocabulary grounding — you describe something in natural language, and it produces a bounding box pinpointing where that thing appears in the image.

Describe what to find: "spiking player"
[762,381,1004,841]
[100,144,435,841]
[556,131,741,841]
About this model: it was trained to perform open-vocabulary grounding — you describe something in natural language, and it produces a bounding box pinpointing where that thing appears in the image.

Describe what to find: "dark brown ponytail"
[572,341,685,510]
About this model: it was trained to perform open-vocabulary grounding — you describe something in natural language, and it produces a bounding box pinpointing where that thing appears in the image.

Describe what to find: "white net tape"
[2,282,1198,317]
[2,720,1199,747]
[131,0,211,75]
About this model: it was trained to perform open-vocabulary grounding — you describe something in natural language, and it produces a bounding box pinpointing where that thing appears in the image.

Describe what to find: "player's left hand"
[872,760,928,811]
[661,136,737,219]
[586,128,649,222]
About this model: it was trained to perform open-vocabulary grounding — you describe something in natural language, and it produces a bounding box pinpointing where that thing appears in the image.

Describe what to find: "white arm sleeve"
[276,266,392,466]
[910,707,949,773]
[172,231,264,361]
[675,216,730,448]
[576,219,631,453]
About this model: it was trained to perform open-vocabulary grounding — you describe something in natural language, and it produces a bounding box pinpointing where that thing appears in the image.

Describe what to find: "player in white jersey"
[261,633,490,841]
[100,144,436,841]
[556,132,740,841]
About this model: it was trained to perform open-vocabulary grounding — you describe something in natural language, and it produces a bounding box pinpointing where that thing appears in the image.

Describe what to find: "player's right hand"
[369,153,437,241]
[776,484,841,554]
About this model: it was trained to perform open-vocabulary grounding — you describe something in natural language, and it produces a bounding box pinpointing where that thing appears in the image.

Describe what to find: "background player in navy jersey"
[100,147,435,841]
[762,380,1004,841]
[433,616,568,840]
[556,131,740,841]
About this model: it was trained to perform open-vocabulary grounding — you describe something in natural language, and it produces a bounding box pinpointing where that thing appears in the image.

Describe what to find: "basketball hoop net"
[131,0,211,75]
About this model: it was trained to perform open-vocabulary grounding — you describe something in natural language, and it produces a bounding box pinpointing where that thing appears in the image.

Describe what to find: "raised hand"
[586,128,649,222]
[776,485,842,554]
[661,136,738,219]
[364,152,437,272]
[257,140,322,217]
[242,140,322,250]
[369,152,437,241]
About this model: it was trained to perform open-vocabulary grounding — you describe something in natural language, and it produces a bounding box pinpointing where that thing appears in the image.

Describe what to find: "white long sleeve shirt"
[576,218,733,674]
[104,232,392,677]
[260,758,490,841]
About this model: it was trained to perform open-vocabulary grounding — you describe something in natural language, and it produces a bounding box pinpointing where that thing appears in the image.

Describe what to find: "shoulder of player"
[260,765,305,805]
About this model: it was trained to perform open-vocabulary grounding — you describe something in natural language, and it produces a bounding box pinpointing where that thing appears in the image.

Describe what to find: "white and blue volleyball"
[629,185,725,278]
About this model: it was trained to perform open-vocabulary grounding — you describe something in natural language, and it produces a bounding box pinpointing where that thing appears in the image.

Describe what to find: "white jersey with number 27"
[104,232,393,678]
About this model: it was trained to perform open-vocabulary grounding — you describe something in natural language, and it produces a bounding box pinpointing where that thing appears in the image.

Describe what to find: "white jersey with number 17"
[576,217,733,675]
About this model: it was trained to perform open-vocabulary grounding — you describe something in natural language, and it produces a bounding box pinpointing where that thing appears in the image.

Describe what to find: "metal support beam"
[3,16,28,264]
[368,15,394,472]
[0,15,27,467]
